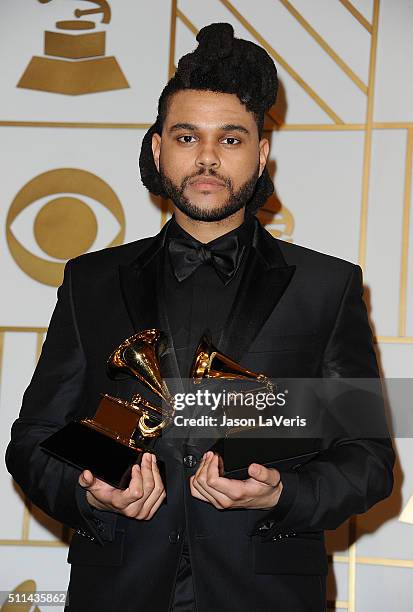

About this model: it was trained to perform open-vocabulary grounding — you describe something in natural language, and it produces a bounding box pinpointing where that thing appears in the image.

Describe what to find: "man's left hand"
[189,451,282,510]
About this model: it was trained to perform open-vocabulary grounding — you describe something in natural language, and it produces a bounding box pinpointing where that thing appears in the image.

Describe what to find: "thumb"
[248,463,280,487]
[78,469,95,489]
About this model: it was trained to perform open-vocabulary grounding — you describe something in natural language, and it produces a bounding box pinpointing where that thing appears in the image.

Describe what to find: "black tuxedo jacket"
[6,218,394,612]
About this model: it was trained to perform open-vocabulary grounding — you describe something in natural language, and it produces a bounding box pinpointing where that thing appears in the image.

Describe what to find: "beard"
[159,164,259,222]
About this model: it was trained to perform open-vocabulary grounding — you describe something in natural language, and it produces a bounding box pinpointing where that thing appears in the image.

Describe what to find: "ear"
[152,132,162,172]
[258,138,270,178]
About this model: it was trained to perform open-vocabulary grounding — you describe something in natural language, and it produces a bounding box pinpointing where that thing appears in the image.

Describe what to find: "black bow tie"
[168,234,245,285]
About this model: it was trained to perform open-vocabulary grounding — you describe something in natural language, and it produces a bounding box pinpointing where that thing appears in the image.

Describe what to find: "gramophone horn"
[190,332,274,392]
[107,329,171,404]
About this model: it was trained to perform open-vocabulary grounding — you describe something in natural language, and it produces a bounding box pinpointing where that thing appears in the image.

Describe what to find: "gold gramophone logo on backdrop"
[0,580,40,611]
[257,203,295,242]
[6,168,125,286]
[399,494,413,525]
[17,0,129,95]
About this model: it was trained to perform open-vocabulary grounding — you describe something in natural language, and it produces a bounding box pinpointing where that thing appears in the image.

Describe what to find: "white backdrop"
[1,1,412,610]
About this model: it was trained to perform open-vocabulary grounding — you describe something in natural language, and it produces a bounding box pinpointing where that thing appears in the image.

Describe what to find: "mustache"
[181,169,232,191]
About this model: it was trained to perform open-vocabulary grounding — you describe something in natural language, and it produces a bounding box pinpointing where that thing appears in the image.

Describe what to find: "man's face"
[152,90,269,222]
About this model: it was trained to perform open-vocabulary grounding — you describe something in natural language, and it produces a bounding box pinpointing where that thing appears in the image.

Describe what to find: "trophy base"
[210,437,320,480]
[40,420,163,489]
[17,55,129,95]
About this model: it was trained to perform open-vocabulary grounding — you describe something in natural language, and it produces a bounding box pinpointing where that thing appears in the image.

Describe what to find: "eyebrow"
[168,122,250,135]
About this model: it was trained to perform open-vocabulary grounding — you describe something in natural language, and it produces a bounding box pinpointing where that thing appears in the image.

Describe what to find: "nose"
[195,142,220,171]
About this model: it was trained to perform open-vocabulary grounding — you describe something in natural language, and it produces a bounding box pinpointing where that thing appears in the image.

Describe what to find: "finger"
[140,454,164,507]
[191,451,213,491]
[198,454,246,502]
[143,487,166,520]
[137,473,166,520]
[112,463,144,510]
[248,464,281,488]
[206,455,275,506]
[79,470,117,498]
[196,453,220,491]
[193,455,235,508]
[191,453,235,507]
[112,455,158,516]
[130,455,165,519]
[150,454,165,492]
[191,473,222,506]
[196,457,281,510]
[78,469,95,488]
[140,453,156,500]
[189,476,211,503]
[192,451,211,483]
[127,461,146,497]
[79,470,122,510]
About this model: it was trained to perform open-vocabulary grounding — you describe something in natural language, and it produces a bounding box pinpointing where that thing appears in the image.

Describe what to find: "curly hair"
[139,22,278,213]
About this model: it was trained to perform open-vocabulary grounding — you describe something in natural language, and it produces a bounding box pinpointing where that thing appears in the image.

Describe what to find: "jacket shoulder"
[67,236,154,273]
[275,237,359,276]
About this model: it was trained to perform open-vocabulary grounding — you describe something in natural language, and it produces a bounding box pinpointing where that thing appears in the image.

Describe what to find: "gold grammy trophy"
[18,0,129,95]
[191,333,275,391]
[40,329,174,488]
[190,333,319,479]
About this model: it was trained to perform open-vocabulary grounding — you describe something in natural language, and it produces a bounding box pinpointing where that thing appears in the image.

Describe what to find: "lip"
[189,178,225,191]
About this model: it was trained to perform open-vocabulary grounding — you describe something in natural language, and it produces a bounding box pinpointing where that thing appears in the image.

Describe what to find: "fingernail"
[152,454,156,463]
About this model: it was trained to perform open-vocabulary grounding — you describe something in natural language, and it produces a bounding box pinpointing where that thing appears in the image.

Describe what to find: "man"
[6,23,394,612]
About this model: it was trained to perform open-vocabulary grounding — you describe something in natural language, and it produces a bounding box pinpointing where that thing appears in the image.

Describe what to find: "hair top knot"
[175,22,277,116]
[195,22,234,60]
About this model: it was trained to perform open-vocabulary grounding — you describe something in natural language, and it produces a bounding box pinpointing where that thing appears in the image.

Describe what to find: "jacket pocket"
[253,534,328,575]
[67,529,125,566]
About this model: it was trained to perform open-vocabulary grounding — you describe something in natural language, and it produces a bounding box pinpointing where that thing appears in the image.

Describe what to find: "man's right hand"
[78,452,165,520]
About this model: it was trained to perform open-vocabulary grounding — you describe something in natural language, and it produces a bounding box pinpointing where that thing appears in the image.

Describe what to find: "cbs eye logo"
[6,168,125,287]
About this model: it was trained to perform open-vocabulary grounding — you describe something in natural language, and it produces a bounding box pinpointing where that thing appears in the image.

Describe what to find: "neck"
[172,207,246,243]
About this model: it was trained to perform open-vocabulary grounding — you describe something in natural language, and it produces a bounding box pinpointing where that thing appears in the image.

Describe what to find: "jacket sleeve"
[5,260,117,546]
[252,264,395,537]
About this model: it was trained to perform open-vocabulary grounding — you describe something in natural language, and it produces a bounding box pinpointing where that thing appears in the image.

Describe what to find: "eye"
[177,134,197,144]
[6,168,125,287]
[221,137,241,145]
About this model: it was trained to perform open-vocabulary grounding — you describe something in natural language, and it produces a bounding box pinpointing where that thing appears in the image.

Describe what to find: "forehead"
[164,89,256,129]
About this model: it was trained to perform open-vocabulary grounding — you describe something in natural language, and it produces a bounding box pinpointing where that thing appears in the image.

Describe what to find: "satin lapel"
[118,219,182,387]
[118,257,159,333]
[217,220,296,362]
[118,219,169,332]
